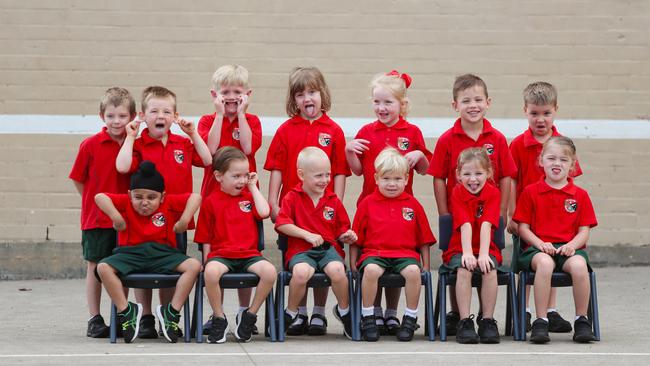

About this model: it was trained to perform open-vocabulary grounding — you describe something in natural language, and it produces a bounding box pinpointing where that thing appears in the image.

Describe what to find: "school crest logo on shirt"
[318,133,332,147]
[173,149,184,164]
[232,128,240,140]
[239,200,252,213]
[151,212,166,227]
[323,206,335,220]
[565,199,578,213]
[483,143,494,155]
[476,204,484,218]
[402,207,414,221]
[397,137,410,151]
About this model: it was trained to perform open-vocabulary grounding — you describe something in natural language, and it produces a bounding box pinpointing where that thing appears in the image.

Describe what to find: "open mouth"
[154,122,166,130]
[304,104,316,116]
[551,167,562,175]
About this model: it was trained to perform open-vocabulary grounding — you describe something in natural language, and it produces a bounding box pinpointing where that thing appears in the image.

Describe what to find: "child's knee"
[291,265,313,284]
[363,264,383,279]
[96,262,112,276]
[184,258,202,273]
[457,267,472,280]
[400,265,421,281]
[259,262,277,282]
[324,262,346,282]
[532,253,554,272]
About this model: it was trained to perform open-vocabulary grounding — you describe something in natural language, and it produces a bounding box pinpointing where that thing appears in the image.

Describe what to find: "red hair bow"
[386,70,412,88]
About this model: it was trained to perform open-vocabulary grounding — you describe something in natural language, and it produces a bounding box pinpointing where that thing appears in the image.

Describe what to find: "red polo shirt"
[194,189,263,260]
[69,127,131,230]
[106,193,190,248]
[275,184,350,266]
[513,178,597,249]
[509,126,583,200]
[197,113,262,197]
[351,190,436,266]
[427,118,517,210]
[445,183,502,264]
[264,113,351,203]
[354,117,433,205]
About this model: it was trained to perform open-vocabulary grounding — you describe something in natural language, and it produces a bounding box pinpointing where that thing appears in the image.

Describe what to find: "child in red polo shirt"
[346,70,432,335]
[197,65,263,335]
[265,67,351,335]
[440,147,501,344]
[275,147,357,339]
[115,86,212,338]
[508,82,581,333]
[513,136,597,344]
[69,87,136,338]
[351,148,435,342]
[194,147,276,344]
[428,74,517,334]
[95,161,202,343]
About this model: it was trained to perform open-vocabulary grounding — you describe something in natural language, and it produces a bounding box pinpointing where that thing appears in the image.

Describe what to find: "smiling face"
[215,83,250,119]
[375,171,407,198]
[294,88,322,120]
[457,160,489,195]
[298,156,331,196]
[372,86,402,127]
[525,103,557,140]
[453,86,491,125]
[129,188,164,216]
[541,143,574,186]
[215,158,250,196]
[101,103,133,139]
[140,96,178,140]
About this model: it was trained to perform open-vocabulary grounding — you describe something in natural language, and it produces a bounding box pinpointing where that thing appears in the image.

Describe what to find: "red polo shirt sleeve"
[577,189,598,228]
[69,140,90,183]
[249,115,263,155]
[512,187,534,226]
[451,188,472,230]
[351,198,369,248]
[331,127,351,177]
[334,198,351,239]
[413,199,436,247]
[107,193,130,213]
[496,135,517,179]
[198,114,213,141]
[194,198,215,244]
[130,139,144,173]
[413,127,433,162]
[427,130,451,178]
[481,186,501,228]
[275,191,296,228]
[264,126,287,172]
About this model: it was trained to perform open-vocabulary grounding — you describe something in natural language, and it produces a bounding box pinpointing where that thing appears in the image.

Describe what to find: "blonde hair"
[456,147,493,179]
[100,87,136,117]
[212,146,248,173]
[370,72,410,116]
[286,67,332,117]
[212,64,250,90]
[453,74,488,101]
[523,81,558,107]
[297,146,330,170]
[374,148,409,177]
[141,86,177,112]
[541,136,577,168]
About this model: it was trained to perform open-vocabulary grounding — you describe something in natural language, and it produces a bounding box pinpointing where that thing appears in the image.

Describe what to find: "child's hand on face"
[304,232,324,247]
[338,230,358,245]
[247,172,258,187]
[237,94,249,115]
[462,253,477,272]
[125,120,141,138]
[477,254,494,274]
[538,241,556,256]
[177,118,196,135]
[404,150,425,168]
[555,244,575,257]
[345,139,370,155]
[173,219,189,233]
[112,216,127,231]
[213,93,225,116]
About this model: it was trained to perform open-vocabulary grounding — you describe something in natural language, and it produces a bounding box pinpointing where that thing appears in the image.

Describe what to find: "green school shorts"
[360,256,420,274]
[288,244,343,272]
[517,243,591,272]
[81,228,117,262]
[99,242,190,278]
[207,256,267,273]
[439,254,500,275]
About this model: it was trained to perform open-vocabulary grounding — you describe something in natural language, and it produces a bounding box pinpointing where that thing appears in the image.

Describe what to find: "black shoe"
[307,314,328,336]
[332,305,352,340]
[157,323,182,338]
[87,314,110,338]
[138,314,158,339]
[235,309,257,342]
[286,313,307,335]
[202,318,212,336]
[530,318,550,344]
[446,311,460,336]
[156,304,181,343]
[361,315,379,342]
[525,311,532,332]
[236,311,259,335]
[117,302,142,343]
[283,310,298,334]
[477,318,500,344]
[456,315,479,344]
[573,316,596,343]
[208,316,228,344]
[548,311,573,333]
[384,316,400,336]
[396,315,419,341]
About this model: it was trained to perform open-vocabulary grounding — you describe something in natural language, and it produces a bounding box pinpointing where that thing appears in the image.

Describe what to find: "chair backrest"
[176,232,188,254]
[437,214,505,251]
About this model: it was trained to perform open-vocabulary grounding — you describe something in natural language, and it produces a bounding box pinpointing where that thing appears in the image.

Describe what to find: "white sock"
[286,309,298,319]
[298,306,308,316]
[238,306,247,315]
[337,305,350,317]
[547,308,557,313]
[537,317,548,323]
[362,306,374,317]
[575,315,586,321]
[526,307,531,313]
[404,307,418,319]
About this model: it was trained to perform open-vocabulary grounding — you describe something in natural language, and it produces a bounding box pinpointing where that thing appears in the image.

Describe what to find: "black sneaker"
[157,323,182,338]
[117,302,142,343]
[202,318,212,335]
[286,313,307,335]
[525,311,532,332]
[307,314,328,336]
[208,316,228,344]
[236,311,259,335]
[548,311,573,333]
[456,315,479,344]
[477,318,500,344]
[396,315,419,341]
[283,310,297,333]
[235,309,257,342]
[446,311,460,336]
[332,305,352,340]
[530,318,550,344]
[573,316,596,343]
[361,315,379,342]
[87,314,110,338]
[156,304,181,343]
[384,316,400,336]
[139,314,158,339]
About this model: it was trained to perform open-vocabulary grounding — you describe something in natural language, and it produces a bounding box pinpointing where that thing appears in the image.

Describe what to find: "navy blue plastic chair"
[434,215,520,341]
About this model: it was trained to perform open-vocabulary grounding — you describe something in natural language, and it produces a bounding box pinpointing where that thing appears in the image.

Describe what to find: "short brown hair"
[523,81,558,107]
[453,74,488,101]
[456,147,493,180]
[99,87,136,117]
[286,67,332,117]
[141,86,177,112]
[212,146,248,173]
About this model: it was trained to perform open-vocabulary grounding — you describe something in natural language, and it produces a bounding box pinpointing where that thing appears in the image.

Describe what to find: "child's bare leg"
[204,261,229,317]
[531,253,554,319]
[288,263,315,312]
[323,261,349,308]
[135,289,153,314]
[449,286,458,312]
[86,261,102,316]
[400,265,421,311]
[480,269,498,319]
[562,256,590,316]
[455,268,473,319]
[549,288,559,310]
[159,288,174,309]
[97,263,129,311]
[525,285,531,310]
[373,287,383,308]
[246,261,277,314]
[238,288,253,308]
[169,258,201,311]
[362,264,385,307]
[313,287,328,311]
[385,287,401,309]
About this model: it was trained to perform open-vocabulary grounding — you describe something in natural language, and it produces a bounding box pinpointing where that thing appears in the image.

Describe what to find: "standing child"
[513,136,597,344]
[346,70,432,335]
[351,148,435,342]
[265,67,351,335]
[275,147,356,339]
[194,147,277,343]
[428,74,517,334]
[69,87,136,338]
[508,81,581,333]
[440,147,501,344]
[95,161,202,343]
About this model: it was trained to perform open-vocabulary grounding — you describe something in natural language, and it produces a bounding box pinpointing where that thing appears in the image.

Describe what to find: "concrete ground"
[2,266,650,366]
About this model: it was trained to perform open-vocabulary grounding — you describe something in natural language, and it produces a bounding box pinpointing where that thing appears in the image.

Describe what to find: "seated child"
[194,147,277,343]
[275,147,357,339]
[513,136,597,344]
[95,161,202,343]
[441,147,502,344]
[351,148,435,342]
